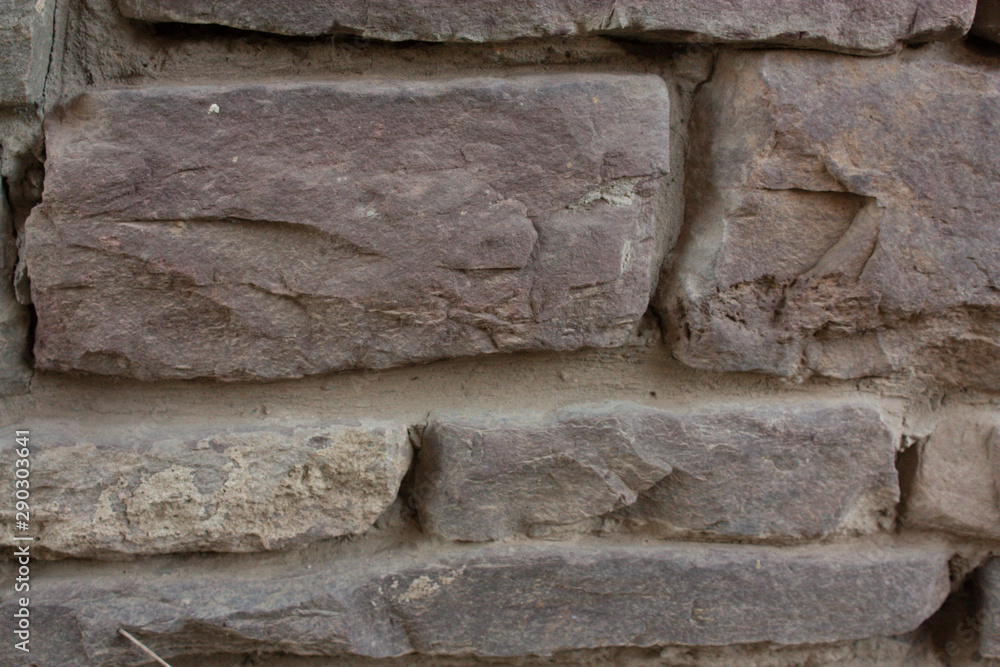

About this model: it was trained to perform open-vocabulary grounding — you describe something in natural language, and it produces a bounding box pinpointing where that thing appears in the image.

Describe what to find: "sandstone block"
[904,410,1000,540]
[0,543,950,665]
[0,421,412,557]
[661,46,1000,391]
[0,0,55,106]
[416,401,896,541]
[27,75,670,380]
[983,558,1000,659]
[115,0,975,55]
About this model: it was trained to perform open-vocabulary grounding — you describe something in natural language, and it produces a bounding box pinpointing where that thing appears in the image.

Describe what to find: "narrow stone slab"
[0,543,951,664]
[27,75,670,380]
[0,0,55,106]
[416,401,897,541]
[661,46,1000,391]
[904,410,1000,540]
[0,421,412,557]
[114,0,976,55]
[983,558,1000,659]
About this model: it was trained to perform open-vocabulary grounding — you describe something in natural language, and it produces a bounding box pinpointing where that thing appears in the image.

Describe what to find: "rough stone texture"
[114,0,976,55]
[0,0,55,106]
[417,404,675,541]
[662,46,1000,391]
[0,421,412,557]
[0,172,31,394]
[27,75,670,381]
[0,543,951,665]
[983,558,1000,659]
[158,636,949,667]
[416,401,897,542]
[972,0,1000,42]
[904,410,1000,540]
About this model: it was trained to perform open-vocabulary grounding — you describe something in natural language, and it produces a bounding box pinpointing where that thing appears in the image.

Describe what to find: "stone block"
[661,47,1000,391]
[416,401,897,541]
[115,0,975,54]
[0,0,55,106]
[0,542,950,664]
[27,75,671,380]
[904,410,1000,540]
[0,421,412,557]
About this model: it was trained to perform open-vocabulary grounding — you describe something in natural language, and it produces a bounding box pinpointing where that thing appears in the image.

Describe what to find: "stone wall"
[1,0,999,665]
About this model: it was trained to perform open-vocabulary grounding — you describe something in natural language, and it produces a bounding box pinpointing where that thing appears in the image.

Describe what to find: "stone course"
[115,0,976,55]
[0,543,951,666]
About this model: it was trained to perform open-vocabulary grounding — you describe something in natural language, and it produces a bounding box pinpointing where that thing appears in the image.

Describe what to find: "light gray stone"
[115,0,976,55]
[27,75,670,381]
[904,410,1000,540]
[0,543,951,665]
[0,421,412,557]
[416,402,897,541]
[0,0,55,106]
[661,46,1000,391]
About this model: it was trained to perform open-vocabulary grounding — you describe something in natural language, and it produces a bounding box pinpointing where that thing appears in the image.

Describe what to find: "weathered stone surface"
[661,46,1000,391]
[114,0,976,55]
[904,410,1000,540]
[27,75,670,381]
[983,558,1000,659]
[0,175,31,394]
[0,421,411,557]
[417,401,896,541]
[0,0,55,106]
[416,405,674,541]
[0,543,951,665]
[972,0,1000,42]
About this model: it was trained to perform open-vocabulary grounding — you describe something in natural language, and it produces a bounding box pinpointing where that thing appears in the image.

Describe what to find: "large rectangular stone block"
[0,421,412,557]
[903,409,1000,540]
[114,0,976,55]
[661,46,1000,391]
[0,0,55,106]
[416,401,897,541]
[0,543,950,665]
[27,75,671,380]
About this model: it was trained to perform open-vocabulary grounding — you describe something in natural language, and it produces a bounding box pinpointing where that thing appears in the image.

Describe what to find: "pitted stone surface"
[0,0,56,106]
[662,47,1000,390]
[27,75,671,380]
[0,421,412,557]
